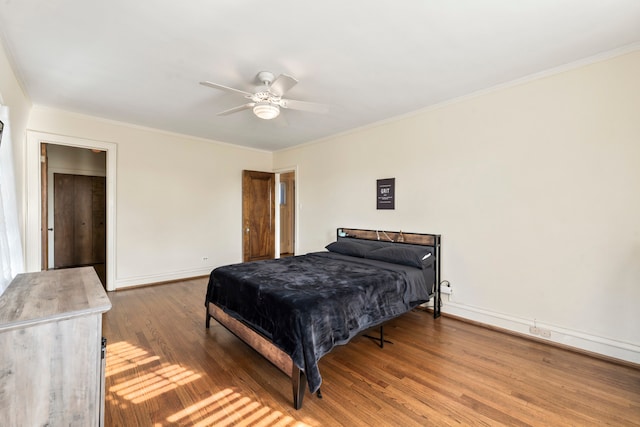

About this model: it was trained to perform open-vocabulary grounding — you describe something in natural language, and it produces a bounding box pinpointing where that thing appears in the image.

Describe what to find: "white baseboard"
[114,267,212,289]
[442,301,640,365]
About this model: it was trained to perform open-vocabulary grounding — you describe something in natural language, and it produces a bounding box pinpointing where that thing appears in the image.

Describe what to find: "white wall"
[47,144,107,176]
[27,107,273,288]
[274,50,640,363]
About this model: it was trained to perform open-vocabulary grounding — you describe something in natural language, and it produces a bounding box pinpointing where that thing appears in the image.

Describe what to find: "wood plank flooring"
[103,278,640,426]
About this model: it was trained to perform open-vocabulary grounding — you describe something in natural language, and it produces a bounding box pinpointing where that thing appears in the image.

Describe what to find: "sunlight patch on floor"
[167,388,309,427]
[106,341,200,405]
[105,340,160,376]
[106,341,312,426]
[111,363,202,404]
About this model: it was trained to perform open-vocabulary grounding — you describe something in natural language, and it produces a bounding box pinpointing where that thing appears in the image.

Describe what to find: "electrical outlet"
[440,286,452,295]
[529,326,540,335]
[539,328,551,338]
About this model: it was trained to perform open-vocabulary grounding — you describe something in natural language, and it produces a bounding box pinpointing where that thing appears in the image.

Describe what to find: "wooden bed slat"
[207,303,306,409]
[208,303,293,376]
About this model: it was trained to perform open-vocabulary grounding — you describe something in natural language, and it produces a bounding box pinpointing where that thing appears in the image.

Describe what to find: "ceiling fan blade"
[280,98,329,114]
[217,103,255,116]
[269,74,298,96]
[200,81,253,97]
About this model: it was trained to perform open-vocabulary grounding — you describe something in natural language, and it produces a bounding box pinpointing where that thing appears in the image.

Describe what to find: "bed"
[205,228,441,409]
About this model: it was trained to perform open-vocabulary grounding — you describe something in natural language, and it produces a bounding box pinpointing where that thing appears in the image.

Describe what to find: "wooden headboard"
[337,227,439,247]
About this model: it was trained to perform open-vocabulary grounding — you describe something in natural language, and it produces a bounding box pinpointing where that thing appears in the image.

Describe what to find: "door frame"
[25,131,117,291]
[274,166,298,257]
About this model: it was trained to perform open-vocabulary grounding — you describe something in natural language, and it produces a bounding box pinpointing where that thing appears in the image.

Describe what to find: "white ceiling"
[1,1,639,151]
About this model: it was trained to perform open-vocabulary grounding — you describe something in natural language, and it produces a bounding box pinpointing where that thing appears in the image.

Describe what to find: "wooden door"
[54,173,75,267]
[242,170,275,262]
[279,171,295,256]
[73,175,93,266]
[53,173,106,268]
[91,177,106,265]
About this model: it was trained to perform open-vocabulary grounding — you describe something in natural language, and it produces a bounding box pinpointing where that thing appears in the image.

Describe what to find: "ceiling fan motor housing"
[256,71,275,86]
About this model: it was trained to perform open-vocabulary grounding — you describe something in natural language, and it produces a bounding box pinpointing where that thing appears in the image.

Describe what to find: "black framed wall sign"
[376,178,395,210]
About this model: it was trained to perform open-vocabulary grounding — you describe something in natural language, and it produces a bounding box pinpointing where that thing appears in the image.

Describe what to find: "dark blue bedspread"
[205,251,433,393]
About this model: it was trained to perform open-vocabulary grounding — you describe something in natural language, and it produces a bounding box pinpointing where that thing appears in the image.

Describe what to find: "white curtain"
[0,105,24,296]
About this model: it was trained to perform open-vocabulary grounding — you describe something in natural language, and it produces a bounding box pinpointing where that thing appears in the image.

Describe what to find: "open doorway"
[279,171,295,257]
[43,144,107,286]
[26,131,117,291]
[242,169,297,261]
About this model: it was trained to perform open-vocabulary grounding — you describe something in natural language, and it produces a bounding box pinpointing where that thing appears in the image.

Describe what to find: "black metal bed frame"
[205,227,442,409]
[336,227,442,319]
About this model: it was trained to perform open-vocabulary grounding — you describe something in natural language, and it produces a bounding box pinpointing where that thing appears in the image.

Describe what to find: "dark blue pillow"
[366,245,434,269]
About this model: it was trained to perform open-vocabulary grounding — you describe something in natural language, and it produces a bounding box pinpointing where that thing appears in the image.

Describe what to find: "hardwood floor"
[103,278,640,426]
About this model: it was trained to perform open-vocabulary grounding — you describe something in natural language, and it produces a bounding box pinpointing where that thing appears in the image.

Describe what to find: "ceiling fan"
[200,71,328,120]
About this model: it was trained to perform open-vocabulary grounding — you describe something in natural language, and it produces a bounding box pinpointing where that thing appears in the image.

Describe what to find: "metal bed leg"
[205,304,211,329]
[364,325,393,348]
[433,235,442,319]
[433,286,441,319]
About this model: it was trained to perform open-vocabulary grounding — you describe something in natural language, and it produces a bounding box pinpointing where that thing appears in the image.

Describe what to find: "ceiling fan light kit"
[253,102,280,120]
[200,71,328,121]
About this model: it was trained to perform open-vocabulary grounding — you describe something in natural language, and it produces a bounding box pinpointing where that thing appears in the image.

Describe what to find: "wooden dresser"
[0,267,111,426]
